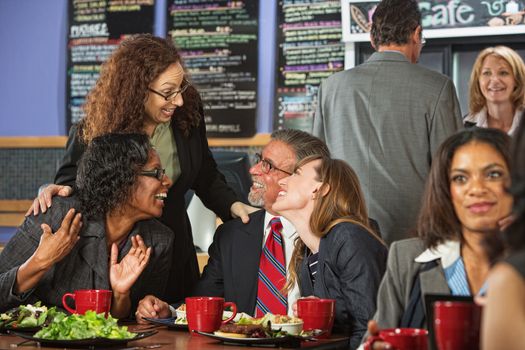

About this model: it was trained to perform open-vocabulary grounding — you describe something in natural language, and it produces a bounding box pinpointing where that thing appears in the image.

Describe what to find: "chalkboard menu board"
[67,0,155,129]
[274,0,345,132]
[343,0,525,42]
[167,1,259,138]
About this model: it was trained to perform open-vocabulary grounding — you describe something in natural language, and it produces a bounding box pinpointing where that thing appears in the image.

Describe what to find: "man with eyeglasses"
[135,129,330,320]
[312,0,462,245]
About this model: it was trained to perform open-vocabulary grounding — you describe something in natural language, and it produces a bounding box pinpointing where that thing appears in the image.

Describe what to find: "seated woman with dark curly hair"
[0,133,174,318]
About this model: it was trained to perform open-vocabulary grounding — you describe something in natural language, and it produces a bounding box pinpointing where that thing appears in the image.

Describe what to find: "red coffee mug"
[185,296,237,335]
[62,289,112,317]
[364,328,429,350]
[434,301,482,350]
[297,298,335,338]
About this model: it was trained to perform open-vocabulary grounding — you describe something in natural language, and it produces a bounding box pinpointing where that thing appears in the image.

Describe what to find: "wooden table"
[0,325,350,350]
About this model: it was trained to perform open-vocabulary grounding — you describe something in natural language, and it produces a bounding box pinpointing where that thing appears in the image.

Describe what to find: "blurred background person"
[362,128,512,349]
[313,0,462,245]
[273,155,387,350]
[0,134,174,317]
[482,116,525,349]
[465,46,525,135]
[26,34,255,303]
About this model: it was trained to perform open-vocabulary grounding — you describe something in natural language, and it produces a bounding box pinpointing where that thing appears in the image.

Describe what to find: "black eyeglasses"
[254,153,292,176]
[140,168,166,181]
[148,80,191,101]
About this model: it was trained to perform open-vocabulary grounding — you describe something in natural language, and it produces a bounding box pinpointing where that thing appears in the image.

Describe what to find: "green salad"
[35,311,136,340]
[0,302,63,329]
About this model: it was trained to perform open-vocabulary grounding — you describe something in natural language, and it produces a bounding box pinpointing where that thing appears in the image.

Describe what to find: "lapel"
[231,210,265,313]
[419,262,450,297]
[77,219,110,288]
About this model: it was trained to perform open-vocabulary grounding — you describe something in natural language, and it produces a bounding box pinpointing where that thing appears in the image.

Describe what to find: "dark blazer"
[54,110,238,304]
[193,210,266,315]
[0,197,174,314]
[299,222,388,350]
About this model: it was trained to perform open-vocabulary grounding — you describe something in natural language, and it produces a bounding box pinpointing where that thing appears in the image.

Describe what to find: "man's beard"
[248,189,265,208]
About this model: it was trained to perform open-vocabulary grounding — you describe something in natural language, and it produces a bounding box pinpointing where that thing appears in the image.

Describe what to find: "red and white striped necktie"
[255,217,287,317]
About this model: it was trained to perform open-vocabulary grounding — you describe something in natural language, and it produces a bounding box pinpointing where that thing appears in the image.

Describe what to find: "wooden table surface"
[0,325,350,350]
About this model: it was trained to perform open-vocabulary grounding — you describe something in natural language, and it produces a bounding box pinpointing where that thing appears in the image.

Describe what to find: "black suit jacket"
[299,222,388,350]
[193,210,266,315]
[54,110,238,304]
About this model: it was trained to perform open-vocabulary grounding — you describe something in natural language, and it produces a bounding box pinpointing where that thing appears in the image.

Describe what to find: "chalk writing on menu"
[167,0,258,138]
[347,0,525,37]
[274,0,345,132]
[67,0,154,128]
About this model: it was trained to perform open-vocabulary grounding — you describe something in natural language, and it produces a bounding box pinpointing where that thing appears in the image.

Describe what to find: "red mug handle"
[62,293,76,314]
[222,302,237,324]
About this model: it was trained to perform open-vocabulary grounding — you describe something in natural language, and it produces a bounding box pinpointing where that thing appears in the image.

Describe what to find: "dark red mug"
[364,328,428,350]
[297,298,335,338]
[434,301,482,350]
[185,296,237,335]
[62,289,112,317]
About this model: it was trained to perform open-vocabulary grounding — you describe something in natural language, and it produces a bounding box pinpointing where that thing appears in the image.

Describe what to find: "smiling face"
[144,62,185,133]
[478,55,516,106]
[248,140,296,213]
[449,141,512,236]
[272,159,323,215]
[126,150,172,220]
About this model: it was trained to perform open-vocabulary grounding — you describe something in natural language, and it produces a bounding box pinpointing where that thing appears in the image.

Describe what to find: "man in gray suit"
[312,0,462,244]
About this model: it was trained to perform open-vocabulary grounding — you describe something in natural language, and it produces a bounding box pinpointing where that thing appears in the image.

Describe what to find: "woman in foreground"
[0,133,174,317]
[482,119,525,350]
[363,128,512,349]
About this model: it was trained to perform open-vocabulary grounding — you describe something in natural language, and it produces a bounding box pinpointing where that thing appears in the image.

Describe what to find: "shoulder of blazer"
[216,209,266,237]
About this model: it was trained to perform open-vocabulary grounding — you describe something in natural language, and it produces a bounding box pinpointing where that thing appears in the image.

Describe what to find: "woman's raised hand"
[109,235,151,296]
[33,208,82,269]
[26,184,73,216]
[230,201,258,224]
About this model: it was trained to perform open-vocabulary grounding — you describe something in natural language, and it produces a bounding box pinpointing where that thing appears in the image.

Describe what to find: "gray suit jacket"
[0,197,174,314]
[371,238,449,332]
[313,52,462,243]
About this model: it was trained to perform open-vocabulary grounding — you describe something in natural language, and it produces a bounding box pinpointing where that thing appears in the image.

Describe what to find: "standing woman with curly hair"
[27,34,256,304]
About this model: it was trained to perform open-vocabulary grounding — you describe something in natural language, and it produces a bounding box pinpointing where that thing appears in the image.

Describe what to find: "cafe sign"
[342,0,525,42]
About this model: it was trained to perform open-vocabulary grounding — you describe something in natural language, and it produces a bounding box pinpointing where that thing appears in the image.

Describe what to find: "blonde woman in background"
[272,156,387,350]
[464,46,525,135]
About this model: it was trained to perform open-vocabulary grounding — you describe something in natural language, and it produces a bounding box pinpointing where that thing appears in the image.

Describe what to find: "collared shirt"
[414,240,487,296]
[260,212,300,316]
[150,122,181,183]
[464,106,523,136]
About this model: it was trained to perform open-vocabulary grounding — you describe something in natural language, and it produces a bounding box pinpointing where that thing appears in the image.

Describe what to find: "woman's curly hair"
[80,34,201,142]
[75,133,151,219]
